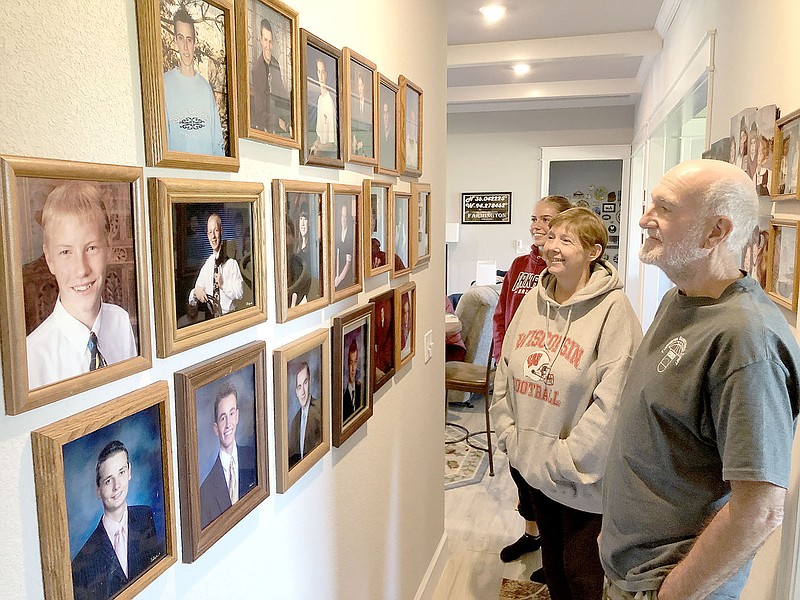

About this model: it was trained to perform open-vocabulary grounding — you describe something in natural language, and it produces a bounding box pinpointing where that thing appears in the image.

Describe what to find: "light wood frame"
[0,155,152,415]
[235,0,300,149]
[299,29,344,169]
[328,183,364,302]
[342,48,378,166]
[136,0,240,171]
[765,219,800,312]
[272,179,330,322]
[370,289,396,392]
[391,190,413,278]
[31,381,177,600]
[398,75,423,178]
[174,341,269,562]
[363,180,393,278]
[332,304,375,447]
[149,177,267,357]
[394,282,416,369]
[771,108,800,201]
[411,182,431,268]
[273,328,331,493]
[375,74,401,176]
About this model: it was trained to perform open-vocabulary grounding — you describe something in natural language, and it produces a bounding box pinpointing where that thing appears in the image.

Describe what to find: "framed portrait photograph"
[772,108,800,201]
[376,74,400,176]
[391,191,412,277]
[332,305,375,446]
[32,381,176,600]
[273,329,330,493]
[329,183,364,302]
[0,156,151,415]
[411,182,431,268]
[766,219,800,312]
[363,180,392,278]
[136,0,239,171]
[149,178,268,357]
[399,75,423,178]
[369,289,395,392]
[174,341,268,562]
[394,282,416,369]
[235,0,300,149]
[342,48,378,166]
[299,29,343,169]
[272,179,329,322]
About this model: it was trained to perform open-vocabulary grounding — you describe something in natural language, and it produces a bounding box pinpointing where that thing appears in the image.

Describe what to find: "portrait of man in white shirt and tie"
[288,360,322,468]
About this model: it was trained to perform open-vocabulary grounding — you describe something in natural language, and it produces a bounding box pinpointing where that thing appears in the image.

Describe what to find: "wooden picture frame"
[391,190,412,277]
[299,29,344,169]
[174,341,269,562]
[772,108,800,201]
[235,0,300,149]
[375,74,400,176]
[342,48,378,166]
[149,178,268,357]
[328,183,364,302]
[398,75,423,178]
[0,155,152,415]
[461,191,513,224]
[136,0,239,171]
[765,219,800,312]
[272,179,329,322]
[369,289,395,392]
[411,182,431,268]
[332,304,375,447]
[363,180,392,278]
[394,282,416,369]
[32,382,176,600]
[273,329,330,493]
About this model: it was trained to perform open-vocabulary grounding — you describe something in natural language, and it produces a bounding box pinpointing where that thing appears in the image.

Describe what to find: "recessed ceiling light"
[512,64,530,76]
[479,4,506,24]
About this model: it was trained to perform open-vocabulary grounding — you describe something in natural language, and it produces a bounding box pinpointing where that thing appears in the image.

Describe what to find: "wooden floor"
[433,395,543,600]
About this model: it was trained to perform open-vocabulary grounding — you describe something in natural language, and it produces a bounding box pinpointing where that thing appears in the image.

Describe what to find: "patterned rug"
[444,439,489,490]
[498,578,551,599]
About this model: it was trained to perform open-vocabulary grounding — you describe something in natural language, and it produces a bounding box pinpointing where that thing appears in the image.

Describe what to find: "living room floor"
[433,396,544,600]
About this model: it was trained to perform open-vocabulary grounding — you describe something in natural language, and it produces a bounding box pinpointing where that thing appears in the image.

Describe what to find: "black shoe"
[530,567,547,583]
[499,533,541,562]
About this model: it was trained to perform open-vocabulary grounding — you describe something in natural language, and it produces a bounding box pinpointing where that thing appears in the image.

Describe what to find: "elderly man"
[600,159,800,600]
[189,213,243,317]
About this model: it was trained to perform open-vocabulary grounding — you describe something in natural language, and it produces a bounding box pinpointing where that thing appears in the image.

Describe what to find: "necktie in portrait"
[88,331,107,371]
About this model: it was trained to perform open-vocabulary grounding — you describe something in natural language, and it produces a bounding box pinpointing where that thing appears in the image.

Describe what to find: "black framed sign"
[461,192,511,224]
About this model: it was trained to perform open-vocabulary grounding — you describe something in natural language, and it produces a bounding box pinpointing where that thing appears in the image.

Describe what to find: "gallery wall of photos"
[0,0,440,597]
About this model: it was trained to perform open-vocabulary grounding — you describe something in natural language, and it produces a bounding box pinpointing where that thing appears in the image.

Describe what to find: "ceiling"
[447,0,674,113]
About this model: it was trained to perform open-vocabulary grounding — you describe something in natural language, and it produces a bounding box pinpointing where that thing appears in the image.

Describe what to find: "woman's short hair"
[548,207,608,263]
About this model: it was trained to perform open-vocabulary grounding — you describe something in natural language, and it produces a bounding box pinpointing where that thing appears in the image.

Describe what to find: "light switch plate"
[424,330,433,363]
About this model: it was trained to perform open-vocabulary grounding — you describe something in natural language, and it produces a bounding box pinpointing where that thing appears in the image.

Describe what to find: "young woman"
[491,208,642,599]
[492,195,571,568]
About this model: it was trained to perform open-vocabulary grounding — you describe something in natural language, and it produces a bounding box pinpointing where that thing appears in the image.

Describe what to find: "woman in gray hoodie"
[491,208,642,600]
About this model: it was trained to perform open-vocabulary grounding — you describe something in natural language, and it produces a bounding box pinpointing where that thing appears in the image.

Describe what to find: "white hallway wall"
[0,1,447,599]
[446,106,634,294]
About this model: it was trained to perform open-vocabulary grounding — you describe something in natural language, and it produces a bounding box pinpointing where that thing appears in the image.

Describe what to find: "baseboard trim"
[414,532,450,600]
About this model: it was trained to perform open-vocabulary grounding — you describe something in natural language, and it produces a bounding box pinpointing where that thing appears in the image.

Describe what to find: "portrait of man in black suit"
[250,16,291,137]
[199,381,257,529]
[71,440,164,600]
[342,338,363,423]
[288,361,322,468]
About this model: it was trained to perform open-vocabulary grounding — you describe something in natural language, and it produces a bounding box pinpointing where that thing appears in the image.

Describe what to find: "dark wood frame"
[328,182,364,303]
[174,341,269,562]
[398,75,423,178]
[342,48,378,166]
[411,182,431,268]
[31,382,177,600]
[391,190,412,278]
[375,74,401,176]
[272,179,330,322]
[394,282,416,369]
[369,289,396,392]
[461,191,513,224]
[235,0,300,149]
[765,219,800,312]
[299,29,344,169]
[149,177,268,357]
[331,304,375,447]
[136,0,240,171]
[363,180,393,278]
[0,155,152,415]
[771,108,800,201]
[273,328,330,493]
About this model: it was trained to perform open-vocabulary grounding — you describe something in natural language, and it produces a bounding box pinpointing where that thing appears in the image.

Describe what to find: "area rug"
[444,440,489,490]
[498,578,551,600]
